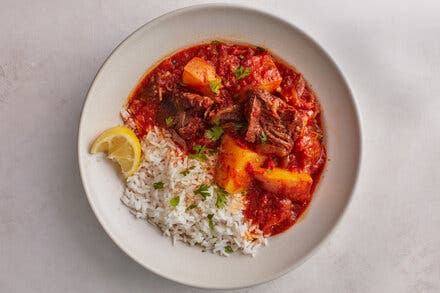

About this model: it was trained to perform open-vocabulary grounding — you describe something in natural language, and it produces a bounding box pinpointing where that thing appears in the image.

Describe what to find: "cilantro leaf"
[209,78,222,95]
[169,196,180,207]
[234,66,251,80]
[165,116,174,126]
[205,125,224,141]
[185,203,197,211]
[188,144,208,162]
[194,184,211,200]
[207,214,215,231]
[234,122,245,130]
[180,166,195,176]
[215,187,228,209]
[256,46,267,53]
[153,182,164,189]
[260,131,267,143]
[213,118,221,126]
[224,246,233,253]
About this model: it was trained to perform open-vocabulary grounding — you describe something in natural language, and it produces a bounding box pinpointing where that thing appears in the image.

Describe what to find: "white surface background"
[0,0,439,292]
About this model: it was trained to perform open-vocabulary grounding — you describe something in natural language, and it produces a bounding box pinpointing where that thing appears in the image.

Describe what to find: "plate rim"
[77,3,363,289]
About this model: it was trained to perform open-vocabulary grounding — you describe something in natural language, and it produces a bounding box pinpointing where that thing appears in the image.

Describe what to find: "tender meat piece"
[174,92,214,113]
[245,88,301,157]
[206,103,244,124]
[169,129,187,151]
[176,116,206,140]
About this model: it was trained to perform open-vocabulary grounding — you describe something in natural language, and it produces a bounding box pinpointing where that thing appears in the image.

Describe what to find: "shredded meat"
[245,88,300,157]
[176,116,206,140]
[206,103,244,124]
[175,92,214,113]
[166,92,213,141]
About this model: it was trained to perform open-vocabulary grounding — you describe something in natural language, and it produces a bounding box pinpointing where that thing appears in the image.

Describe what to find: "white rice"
[120,126,267,256]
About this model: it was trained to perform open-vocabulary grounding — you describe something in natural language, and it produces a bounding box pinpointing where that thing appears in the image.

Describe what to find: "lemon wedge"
[90,126,141,178]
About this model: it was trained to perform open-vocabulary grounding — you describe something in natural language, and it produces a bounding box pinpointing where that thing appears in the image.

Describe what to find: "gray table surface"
[1,0,439,292]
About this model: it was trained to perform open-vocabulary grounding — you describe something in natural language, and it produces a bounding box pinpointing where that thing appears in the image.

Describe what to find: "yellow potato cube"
[253,168,313,202]
[215,135,265,194]
[182,57,219,96]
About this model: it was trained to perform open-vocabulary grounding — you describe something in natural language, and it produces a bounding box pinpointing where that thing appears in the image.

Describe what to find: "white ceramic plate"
[78,4,361,289]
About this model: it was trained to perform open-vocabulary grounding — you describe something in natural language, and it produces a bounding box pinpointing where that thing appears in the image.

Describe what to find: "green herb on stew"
[194,184,211,200]
[256,46,267,53]
[207,214,215,231]
[234,66,251,80]
[209,78,222,95]
[165,116,174,126]
[211,40,224,45]
[169,196,180,207]
[260,132,268,143]
[317,133,324,140]
[213,118,221,126]
[205,125,224,141]
[189,144,208,161]
[185,203,197,211]
[180,166,196,176]
[234,122,245,130]
[215,187,228,209]
[224,246,233,253]
[153,182,164,190]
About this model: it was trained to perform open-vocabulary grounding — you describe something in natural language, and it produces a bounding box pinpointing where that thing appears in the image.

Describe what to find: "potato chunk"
[254,168,313,202]
[182,57,219,96]
[215,135,265,194]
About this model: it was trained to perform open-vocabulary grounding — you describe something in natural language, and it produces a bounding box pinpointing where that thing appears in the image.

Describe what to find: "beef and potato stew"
[123,42,326,235]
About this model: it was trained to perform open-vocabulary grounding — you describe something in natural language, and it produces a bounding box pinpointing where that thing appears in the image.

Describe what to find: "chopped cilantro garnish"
[205,125,224,141]
[256,46,267,53]
[188,144,207,161]
[209,78,222,95]
[165,116,174,126]
[210,148,219,155]
[234,66,251,80]
[317,133,323,140]
[169,196,180,207]
[213,118,221,126]
[153,182,164,189]
[260,132,267,143]
[234,122,245,130]
[194,184,211,200]
[207,214,215,231]
[224,246,233,253]
[215,187,228,209]
[193,144,205,153]
[185,203,197,211]
[180,166,195,176]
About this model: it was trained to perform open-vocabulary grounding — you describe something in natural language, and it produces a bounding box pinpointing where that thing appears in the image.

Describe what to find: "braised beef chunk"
[206,103,244,124]
[176,116,206,140]
[166,91,213,141]
[174,92,214,113]
[245,88,300,157]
